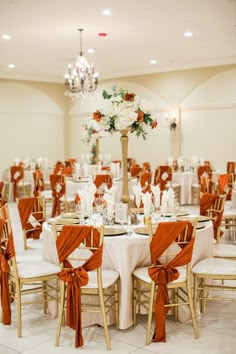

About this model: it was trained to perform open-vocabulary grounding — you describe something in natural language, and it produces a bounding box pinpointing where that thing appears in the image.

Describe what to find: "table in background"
[66,177,137,203]
[172,171,220,205]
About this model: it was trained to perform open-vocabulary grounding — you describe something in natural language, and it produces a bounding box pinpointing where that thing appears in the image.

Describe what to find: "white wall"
[67,67,236,172]
[0,65,236,174]
[180,68,236,171]
[0,81,65,171]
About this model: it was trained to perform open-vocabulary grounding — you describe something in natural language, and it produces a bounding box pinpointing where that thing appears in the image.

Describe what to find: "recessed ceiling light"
[150,59,157,64]
[87,48,95,53]
[102,9,111,16]
[8,64,15,68]
[184,31,193,37]
[2,34,11,40]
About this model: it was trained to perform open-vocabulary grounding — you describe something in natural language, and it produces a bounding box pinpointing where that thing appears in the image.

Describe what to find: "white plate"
[47,217,80,225]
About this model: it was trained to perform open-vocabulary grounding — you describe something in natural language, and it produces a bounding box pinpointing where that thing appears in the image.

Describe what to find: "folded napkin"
[133,183,142,208]
[151,184,161,209]
[103,192,115,220]
[104,185,117,202]
[141,191,152,217]
[167,187,175,208]
[161,190,169,210]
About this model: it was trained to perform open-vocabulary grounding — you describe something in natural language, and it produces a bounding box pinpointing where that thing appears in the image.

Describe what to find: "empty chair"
[191,166,213,205]
[16,196,45,250]
[132,220,198,344]
[53,224,120,349]
[154,165,181,203]
[9,165,31,201]
[0,210,60,337]
[200,193,226,243]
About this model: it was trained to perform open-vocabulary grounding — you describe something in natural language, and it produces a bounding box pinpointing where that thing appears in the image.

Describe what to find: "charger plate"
[60,212,79,219]
[129,208,144,214]
[177,215,210,222]
[104,227,127,236]
[134,225,157,236]
[47,217,80,225]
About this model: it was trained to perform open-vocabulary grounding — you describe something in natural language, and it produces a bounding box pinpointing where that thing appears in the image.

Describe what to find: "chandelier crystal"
[64,29,98,100]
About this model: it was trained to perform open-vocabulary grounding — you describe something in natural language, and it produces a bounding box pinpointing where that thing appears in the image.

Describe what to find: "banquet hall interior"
[0,0,236,353]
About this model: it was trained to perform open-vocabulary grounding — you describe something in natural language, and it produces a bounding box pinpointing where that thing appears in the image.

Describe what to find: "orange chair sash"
[148,221,194,342]
[0,218,16,325]
[56,225,103,348]
[10,166,24,201]
[218,174,229,194]
[50,175,65,217]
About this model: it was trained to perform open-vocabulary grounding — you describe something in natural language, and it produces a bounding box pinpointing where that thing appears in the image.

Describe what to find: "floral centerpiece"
[82,110,108,144]
[102,86,158,139]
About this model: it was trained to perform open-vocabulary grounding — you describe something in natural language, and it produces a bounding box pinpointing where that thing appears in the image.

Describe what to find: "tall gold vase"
[95,138,99,164]
[120,129,129,203]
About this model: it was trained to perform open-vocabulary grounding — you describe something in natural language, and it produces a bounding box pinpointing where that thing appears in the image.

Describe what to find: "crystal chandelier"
[64,29,98,100]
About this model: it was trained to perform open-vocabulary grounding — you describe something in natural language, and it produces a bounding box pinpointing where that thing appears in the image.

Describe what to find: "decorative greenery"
[102,87,158,140]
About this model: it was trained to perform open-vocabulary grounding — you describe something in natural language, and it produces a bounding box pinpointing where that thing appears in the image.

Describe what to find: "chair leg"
[55,281,65,346]
[146,281,155,345]
[174,288,178,322]
[187,279,199,339]
[132,277,137,326]
[114,280,119,329]
[15,282,22,338]
[42,281,48,314]
[98,284,111,350]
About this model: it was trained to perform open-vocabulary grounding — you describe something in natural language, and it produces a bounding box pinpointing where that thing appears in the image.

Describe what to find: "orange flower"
[136,111,144,122]
[123,92,135,101]
[151,120,158,129]
[93,110,102,122]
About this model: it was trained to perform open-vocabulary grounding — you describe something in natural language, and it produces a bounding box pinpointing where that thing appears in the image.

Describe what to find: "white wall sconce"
[166,112,178,132]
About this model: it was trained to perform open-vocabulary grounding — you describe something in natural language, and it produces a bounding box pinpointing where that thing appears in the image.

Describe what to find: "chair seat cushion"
[192,257,236,275]
[132,266,186,284]
[213,244,236,258]
[16,248,43,263]
[13,260,60,278]
[27,238,43,249]
[82,270,119,289]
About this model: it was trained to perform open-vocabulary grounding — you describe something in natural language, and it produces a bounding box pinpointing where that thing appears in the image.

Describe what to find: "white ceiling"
[0,0,236,84]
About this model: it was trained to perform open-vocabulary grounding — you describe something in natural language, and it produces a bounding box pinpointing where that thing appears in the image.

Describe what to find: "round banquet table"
[41,218,214,330]
[172,171,220,205]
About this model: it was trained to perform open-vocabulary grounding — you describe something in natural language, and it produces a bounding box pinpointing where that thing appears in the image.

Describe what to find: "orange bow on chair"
[0,218,16,325]
[56,225,103,348]
[148,221,195,342]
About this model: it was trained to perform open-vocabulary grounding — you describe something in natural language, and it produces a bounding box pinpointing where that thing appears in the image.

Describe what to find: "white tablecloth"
[172,171,219,205]
[42,220,214,329]
[66,177,137,203]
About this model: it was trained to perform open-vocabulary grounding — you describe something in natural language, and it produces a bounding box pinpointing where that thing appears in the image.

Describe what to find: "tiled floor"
[1,202,236,353]
[1,300,236,354]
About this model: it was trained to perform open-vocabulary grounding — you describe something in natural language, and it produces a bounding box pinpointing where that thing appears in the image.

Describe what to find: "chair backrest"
[53,224,104,347]
[0,181,6,206]
[94,174,112,190]
[130,165,141,178]
[0,206,16,325]
[139,171,152,188]
[154,166,172,190]
[10,165,25,201]
[200,193,226,242]
[53,161,65,175]
[50,174,66,217]
[147,220,197,342]
[227,161,235,174]
[33,169,45,196]
[16,196,45,249]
